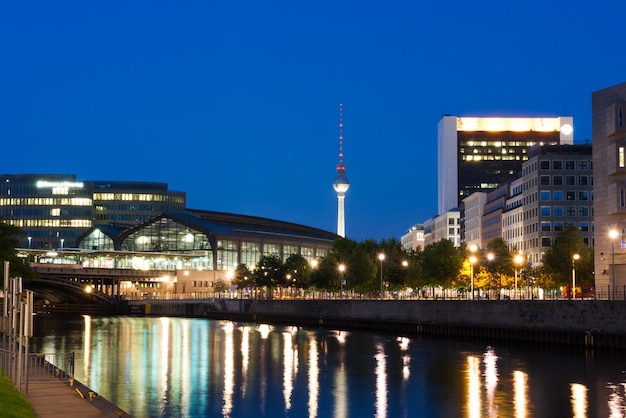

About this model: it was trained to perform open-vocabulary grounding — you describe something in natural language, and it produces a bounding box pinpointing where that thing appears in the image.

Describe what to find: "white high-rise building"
[438,115,574,215]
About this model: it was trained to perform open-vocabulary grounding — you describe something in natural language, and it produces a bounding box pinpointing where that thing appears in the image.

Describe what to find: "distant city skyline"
[2,1,626,241]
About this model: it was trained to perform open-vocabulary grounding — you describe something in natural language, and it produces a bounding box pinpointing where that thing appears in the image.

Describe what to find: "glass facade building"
[78,210,335,272]
[0,174,186,249]
[0,174,93,249]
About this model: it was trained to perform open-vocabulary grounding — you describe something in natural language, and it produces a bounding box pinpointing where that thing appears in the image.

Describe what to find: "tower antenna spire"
[338,103,344,167]
[333,103,350,238]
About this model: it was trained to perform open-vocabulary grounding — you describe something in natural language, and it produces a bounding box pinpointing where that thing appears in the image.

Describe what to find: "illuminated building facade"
[75,210,335,295]
[91,180,186,228]
[400,224,425,252]
[519,144,593,266]
[0,174,93,250]
[438,116,574,214]
[592,81,626,295]
[423,209,460,247]
[0,174,185,249]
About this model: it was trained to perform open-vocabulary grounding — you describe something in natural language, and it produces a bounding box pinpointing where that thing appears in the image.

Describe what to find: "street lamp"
[514,254,524,300]
[401,260,408,299]
[378,253,385,300]
[572,254,580,300]
[27,236,32,249]
[338,264,346,299]
[487,253,494,299]
[469,245,477,300]
[609,229,618,300]
[469,255,477,300]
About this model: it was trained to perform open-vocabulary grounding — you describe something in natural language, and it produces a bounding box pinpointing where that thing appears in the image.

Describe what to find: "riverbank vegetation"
[227,225,593,299]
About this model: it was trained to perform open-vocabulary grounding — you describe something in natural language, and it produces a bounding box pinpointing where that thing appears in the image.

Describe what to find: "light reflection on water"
[30,315,626,418]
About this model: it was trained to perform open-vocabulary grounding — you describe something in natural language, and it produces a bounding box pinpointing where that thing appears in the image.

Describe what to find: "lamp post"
[338,264,346,299]
[487,252,494,299]
[27,236,32,249]
[469,245,477,300]
[401,260,408,299]
[514,254,523,300]
[572,254,580,300]
[609,229,618,300]
[378,253,385,300]
[469,256,477,300]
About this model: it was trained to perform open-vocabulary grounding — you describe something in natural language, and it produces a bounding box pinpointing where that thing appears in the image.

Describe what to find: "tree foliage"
[0,218,37,285]
[422,239,463,288]
[543,225,593,286]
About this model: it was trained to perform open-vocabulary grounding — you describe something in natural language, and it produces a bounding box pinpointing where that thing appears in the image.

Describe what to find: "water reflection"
[513,370,528,418]
[374,342,387,418]
[29,315,626,418]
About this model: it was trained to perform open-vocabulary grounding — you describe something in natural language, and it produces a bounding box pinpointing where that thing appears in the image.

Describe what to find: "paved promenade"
[26,375,130,418]
[1,335,130,418]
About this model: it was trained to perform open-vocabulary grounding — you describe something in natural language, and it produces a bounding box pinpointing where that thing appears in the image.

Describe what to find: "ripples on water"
[31,315,626,418]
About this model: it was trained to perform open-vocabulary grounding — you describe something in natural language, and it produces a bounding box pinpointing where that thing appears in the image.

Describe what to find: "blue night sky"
[2,1,625,242]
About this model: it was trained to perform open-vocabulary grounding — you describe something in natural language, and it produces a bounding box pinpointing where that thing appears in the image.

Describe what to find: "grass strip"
[0,373,36,418]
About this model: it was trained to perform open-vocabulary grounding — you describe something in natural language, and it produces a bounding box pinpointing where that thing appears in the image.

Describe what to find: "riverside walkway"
[1,336,130,418]
[26,376,128,418]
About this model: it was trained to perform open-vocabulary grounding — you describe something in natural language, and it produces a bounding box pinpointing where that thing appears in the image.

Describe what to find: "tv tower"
[333,103,350,238]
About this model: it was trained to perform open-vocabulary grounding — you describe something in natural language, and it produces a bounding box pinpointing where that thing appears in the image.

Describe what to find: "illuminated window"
[620,146,625,168]
[51,208,60,216]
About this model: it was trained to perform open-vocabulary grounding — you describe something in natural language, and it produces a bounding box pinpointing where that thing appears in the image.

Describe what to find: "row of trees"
[227,225,594,296]
[0,215,593,296]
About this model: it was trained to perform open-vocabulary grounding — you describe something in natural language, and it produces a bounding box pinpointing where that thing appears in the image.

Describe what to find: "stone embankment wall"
[126,299,626,348]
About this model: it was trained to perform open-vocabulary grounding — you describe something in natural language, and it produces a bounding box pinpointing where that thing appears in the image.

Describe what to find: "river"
[30,315,626,418]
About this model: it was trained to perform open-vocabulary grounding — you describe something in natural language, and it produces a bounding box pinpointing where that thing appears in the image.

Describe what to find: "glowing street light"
[378,253,385,300]
[572,254,580,300]
[609,229,618,300]
[513,254,524,299]
[338,264,346,298]
[486,253,494,299]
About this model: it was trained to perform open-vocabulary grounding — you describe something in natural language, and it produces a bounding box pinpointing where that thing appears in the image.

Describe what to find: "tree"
[483,237,514,296]
[0,218,37,286]
[422,239,463,289]
[252,255,284,296]
[284,254,311,289]
[233,263,254,290]
[543,225,593,287]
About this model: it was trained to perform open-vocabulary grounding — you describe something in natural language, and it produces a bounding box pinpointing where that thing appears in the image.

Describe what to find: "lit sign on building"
[457,117,563,132]
[36,181,85,189]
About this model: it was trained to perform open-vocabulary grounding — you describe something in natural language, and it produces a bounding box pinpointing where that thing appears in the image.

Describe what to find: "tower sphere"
[333,174,350,193]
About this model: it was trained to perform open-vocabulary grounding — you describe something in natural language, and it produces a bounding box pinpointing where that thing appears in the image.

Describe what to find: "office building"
[0,174,93,249]
[91,180,186,227]
[423,210,461,248]
[438,115,574,215]
[592,81,626,295]
[0,174,186,249]
[401,224,425,252]
[517,144,593,266]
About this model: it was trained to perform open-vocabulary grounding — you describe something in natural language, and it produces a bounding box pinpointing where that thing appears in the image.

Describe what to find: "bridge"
[26,264,175,306]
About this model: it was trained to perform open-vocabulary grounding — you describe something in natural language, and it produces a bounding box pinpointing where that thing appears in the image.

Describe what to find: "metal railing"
[0,342,74,395]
